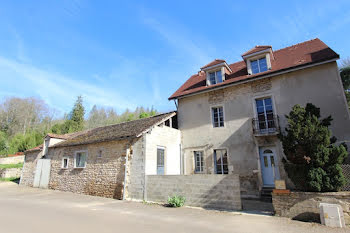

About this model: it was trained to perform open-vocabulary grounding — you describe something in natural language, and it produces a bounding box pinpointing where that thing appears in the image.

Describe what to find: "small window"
[62,157,69,169]
[251,57,268,74]
[214,149,228,174]
[97,150,102,158]
[157,147,165,175]
[194,151,204,173]
[212,106,224,127]
[208,70,223,85]
[75,151,87,168]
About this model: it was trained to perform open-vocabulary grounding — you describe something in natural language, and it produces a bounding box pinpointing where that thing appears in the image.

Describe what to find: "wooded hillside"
[0,96,157,156]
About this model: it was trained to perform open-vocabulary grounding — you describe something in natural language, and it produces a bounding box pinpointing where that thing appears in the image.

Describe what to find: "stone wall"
[125,137,145,200]
[48,140,130,199]
[146,174,241,210]
[272,191,350,225]
[0,155,24,164]
[0,168,21,178]
[20,151,42,186]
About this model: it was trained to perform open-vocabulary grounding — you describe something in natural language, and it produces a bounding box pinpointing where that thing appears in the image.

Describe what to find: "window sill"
[73,167,86,169]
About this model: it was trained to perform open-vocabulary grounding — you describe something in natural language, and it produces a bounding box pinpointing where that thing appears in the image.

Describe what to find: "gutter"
[169,58,339,100]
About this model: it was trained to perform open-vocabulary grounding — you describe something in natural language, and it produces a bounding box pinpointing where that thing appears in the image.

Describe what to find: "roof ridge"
[273,38,319,53]
[82,111,176,132]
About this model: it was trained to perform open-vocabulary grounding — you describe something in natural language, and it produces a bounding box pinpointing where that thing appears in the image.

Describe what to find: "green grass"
[0,177,20,183]
[0,163,23,169]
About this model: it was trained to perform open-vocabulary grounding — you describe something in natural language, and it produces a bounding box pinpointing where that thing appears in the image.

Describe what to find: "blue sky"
[0,0,350,116]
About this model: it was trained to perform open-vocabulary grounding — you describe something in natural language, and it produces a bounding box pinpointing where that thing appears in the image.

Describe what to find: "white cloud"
[0,56,137,115]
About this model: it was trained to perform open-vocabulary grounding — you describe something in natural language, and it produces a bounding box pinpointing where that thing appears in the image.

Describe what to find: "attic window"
[251,57,268,74]
[208,70,222,85]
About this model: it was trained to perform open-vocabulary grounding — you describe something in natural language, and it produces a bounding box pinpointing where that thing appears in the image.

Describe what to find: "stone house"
[168,38,350,198]
[20,38,350,208]
[21,112,181,199]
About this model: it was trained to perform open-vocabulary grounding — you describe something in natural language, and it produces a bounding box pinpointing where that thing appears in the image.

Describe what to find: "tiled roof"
[47,133,71,140]
[169,38,339,100]
[52,112,176,148]
[242,45,272,57]
[201,59,226,70]
[25,144,43,153]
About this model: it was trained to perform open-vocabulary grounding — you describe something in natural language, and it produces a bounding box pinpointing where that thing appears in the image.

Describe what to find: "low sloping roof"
[25,144,43,153]
[169,38,339,100]
[242,45,272,57]
[52,112,176,148]
[201,59,226,70]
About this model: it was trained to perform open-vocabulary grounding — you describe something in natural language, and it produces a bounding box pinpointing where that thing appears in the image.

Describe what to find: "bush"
[167,195,186,207]
[279,103,348,192]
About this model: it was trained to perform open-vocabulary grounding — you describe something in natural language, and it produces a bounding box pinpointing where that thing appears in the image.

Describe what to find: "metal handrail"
[252,115,280,135]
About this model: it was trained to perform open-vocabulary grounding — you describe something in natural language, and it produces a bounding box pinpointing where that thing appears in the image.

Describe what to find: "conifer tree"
[279,103,348,192]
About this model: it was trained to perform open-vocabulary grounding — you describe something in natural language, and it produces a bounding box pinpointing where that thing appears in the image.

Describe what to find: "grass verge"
[0,177,20,183]
[0,163,23,169]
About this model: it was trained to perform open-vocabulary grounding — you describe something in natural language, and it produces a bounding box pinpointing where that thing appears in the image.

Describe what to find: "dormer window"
[242,45,273,75]
[200,59,232,86]
[251,57,268,74]
[209,70,222,85]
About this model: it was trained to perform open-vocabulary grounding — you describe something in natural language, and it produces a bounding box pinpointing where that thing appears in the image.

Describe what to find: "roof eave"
[169,56,339,100]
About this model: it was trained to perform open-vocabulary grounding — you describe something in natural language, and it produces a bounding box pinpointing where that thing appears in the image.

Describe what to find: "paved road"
[0,182,347,233]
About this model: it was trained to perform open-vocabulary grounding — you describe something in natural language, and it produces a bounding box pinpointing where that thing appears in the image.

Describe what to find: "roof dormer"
[200,59,232,86]
[242,46,273,75]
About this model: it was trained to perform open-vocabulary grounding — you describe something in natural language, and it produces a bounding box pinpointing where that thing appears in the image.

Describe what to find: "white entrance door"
[33,159,51,188]
[259,148,279,187]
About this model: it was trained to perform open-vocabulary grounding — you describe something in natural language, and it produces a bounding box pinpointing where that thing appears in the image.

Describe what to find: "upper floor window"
[251,57,268,74]
[212,106,224,128]
[256,97,275,131]
[208,70,222,85]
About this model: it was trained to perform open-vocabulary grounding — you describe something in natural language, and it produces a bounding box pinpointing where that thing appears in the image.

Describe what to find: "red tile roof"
[201,59,226,70]
[25,144,43,153]
[169,38,339,100]
[242,45,272,57]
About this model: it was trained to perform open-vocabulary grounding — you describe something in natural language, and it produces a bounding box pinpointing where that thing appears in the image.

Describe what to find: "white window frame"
[156,146,166,175]
[206,68,224,86]
[74,150,88,168]
[251,57,268,74]
[61,157,69,169]
[194,151,204,173]
[246,53,272,75]
[252,94,278,134]
[211,106,225,128]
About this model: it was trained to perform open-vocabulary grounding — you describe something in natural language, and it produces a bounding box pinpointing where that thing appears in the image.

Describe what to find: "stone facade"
[125,137,145,200]
[126,124,182,200]
[178,62,350,197]
[20,151,42,187]
[146,174,241,210]
[0,168,21,178]
[47,140,130,199]
[272,191,350,225]
[0,155,24,164]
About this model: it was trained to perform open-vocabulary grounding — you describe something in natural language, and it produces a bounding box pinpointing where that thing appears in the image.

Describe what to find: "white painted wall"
[144,125,181,175]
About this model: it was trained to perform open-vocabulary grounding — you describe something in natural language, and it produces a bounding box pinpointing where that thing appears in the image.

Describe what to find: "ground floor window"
[62,157,69,169]
[214,149,228,174]
[157,147,165,175]
[194,151,204,173]
[75,151,87,168]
